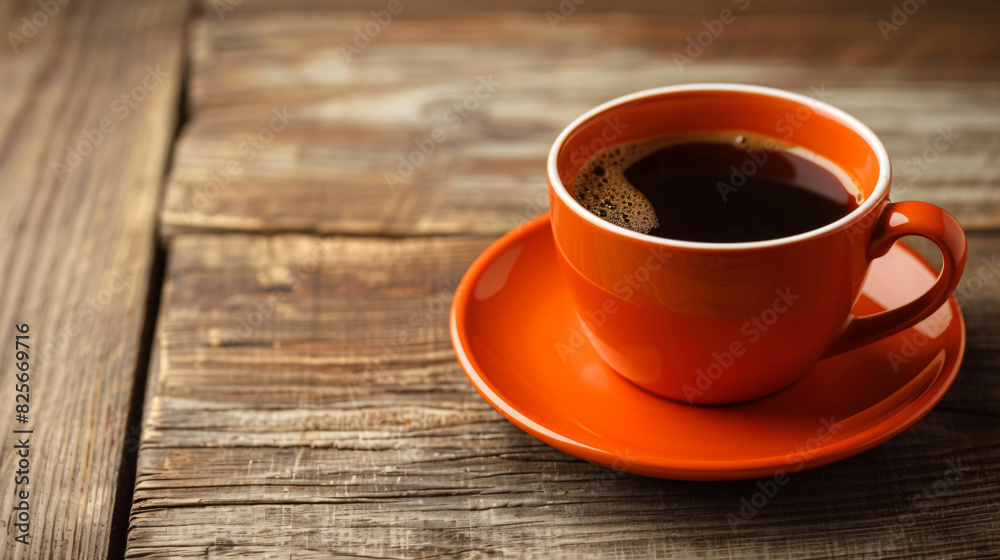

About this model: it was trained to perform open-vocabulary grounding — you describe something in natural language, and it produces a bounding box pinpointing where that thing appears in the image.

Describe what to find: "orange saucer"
[450,215,965,481]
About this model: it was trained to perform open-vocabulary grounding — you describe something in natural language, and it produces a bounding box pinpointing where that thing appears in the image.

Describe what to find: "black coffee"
[573,132,862,243]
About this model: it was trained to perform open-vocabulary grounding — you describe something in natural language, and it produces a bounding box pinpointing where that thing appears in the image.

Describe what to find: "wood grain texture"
[158,11,1000,239]
[194,0,999,23]
[0,0,186,557]
[126,232,1000,559]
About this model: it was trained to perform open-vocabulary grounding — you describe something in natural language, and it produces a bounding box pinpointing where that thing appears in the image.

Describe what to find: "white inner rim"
[547,84,892,251]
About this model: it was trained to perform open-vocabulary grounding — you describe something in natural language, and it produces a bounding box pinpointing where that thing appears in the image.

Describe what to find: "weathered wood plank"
[159,12,1000,239]
[185,12,1000,112]
[196,0,997,18]
[127,232,1000,558]
[0,0,187,558]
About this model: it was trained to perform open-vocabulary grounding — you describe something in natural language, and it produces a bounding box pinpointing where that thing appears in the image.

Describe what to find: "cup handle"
[822,201,967,358]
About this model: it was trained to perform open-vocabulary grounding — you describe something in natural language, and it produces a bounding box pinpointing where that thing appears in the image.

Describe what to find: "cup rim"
[547,83,892,251]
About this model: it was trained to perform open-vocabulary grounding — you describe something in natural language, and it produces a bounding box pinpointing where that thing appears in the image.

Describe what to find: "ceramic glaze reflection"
[449,215,966,480]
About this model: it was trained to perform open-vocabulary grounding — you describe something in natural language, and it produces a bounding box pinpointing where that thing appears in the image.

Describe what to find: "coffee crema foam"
[572,132,810,235]
[572,141,663,235]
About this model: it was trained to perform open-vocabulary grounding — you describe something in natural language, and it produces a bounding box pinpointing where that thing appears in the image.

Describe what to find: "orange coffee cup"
[548,84,967,405]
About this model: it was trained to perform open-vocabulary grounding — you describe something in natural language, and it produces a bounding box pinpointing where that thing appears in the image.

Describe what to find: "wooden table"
[1,0,999,557]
